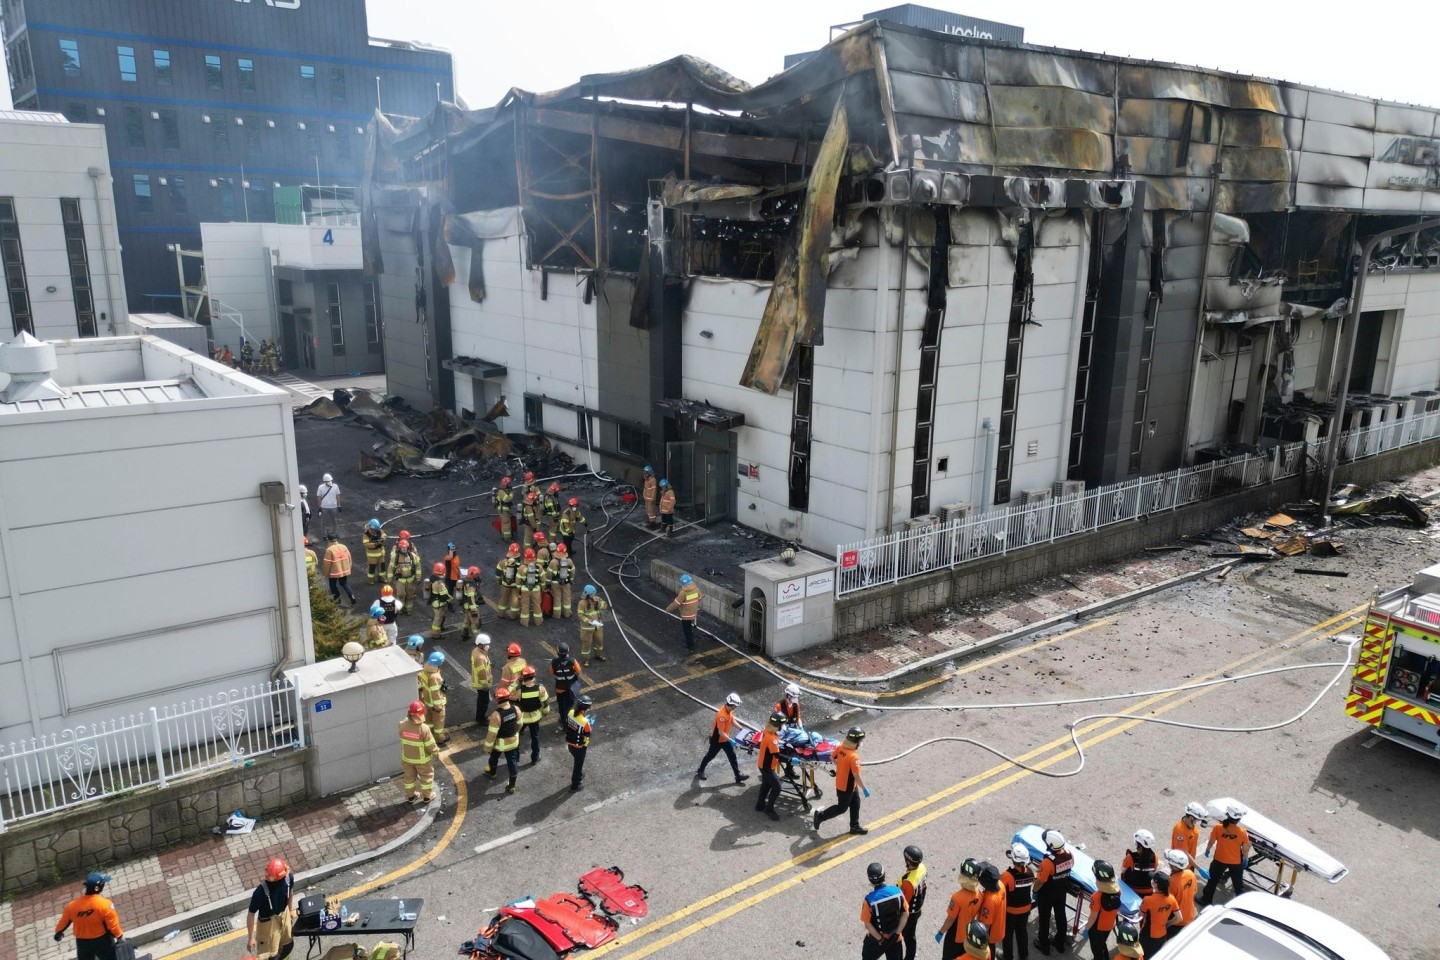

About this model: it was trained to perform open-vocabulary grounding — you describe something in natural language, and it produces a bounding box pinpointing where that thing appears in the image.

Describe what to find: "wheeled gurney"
[1205,796,1347,898]
[736,727,841,812]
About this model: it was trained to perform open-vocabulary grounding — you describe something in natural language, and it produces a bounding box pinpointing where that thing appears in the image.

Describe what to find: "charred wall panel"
[374,196,435,410]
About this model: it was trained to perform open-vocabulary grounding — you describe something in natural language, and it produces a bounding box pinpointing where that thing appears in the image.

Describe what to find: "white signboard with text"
[776,603,805,629]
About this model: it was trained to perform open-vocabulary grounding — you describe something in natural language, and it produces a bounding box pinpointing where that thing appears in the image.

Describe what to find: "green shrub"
[309,581,364,661]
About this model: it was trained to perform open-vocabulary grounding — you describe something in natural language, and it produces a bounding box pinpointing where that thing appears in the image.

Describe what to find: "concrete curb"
[129,791,443,951]
[778,559,1235,684]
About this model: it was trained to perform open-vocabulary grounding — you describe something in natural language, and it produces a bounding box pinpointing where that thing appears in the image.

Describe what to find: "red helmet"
[569,497,579,507]
[555,543,568,555]
[548,482,561,494]
[467,565,480,578]
[523,548,536,560]
[303,535,310,546]
[521,665,536,679]
[380,585,395,598]
[507,543,520,556]
[500,476,512,487]
[408,700,426,718]
[507,642,521,657]
[526,491,538,502]
[496,687,511,701]
[398,538,410,549]
[264,857,290,881]
[433,562,446,576]
[533,531,546,543]
[399,529,411,540]
[524,472,535,482]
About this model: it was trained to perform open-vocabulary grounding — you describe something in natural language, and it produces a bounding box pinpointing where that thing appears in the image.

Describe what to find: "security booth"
[656,399,742,523]
[741,550,836,656]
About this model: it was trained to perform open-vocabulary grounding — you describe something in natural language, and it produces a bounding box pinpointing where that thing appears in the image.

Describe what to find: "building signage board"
[806,570,835,596]
[778,577,805,604]
[314,699,332,713]
[1380,136,1440,190]
[777,603,805,629]
[841,550,859,569]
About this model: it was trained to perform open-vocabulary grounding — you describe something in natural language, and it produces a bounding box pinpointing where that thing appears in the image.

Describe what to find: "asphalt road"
[161,460,1440,960]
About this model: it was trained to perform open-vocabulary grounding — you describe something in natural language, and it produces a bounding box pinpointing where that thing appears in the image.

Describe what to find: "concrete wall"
[1365,271,1440,395]
[0,116,127,341]
[650,559,743,631]
[200,221,274,349]
[0,748,310,896]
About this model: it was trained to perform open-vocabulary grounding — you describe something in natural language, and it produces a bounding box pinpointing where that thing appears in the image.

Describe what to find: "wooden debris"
[1274,535,1310,557]
[1144,545,1184,553]
[1265,513,1297,528]
[1210,544,1275,559]
[1241,527,1274,540]
[1207,563,1235,583]
[1309,540,1344,556]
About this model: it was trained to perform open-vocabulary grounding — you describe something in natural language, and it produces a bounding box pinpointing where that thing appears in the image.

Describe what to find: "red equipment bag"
[492,518,502,532]
[532,894,617,949]
[541,591,554,616]
[497,906,572,953]
[579,866,649,918]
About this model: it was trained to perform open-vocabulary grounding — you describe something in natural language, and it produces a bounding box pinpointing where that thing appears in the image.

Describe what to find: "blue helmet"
[448,542,455,551]
[427,650,445,667]
[679,573,693,586]
[644,464,653,473]
[367,518,380,530]
[370,605,384,620]
[407,635,424,649]
[659,479,669,488]
[583,584,597,596]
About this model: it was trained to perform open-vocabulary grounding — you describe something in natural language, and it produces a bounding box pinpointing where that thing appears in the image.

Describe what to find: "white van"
[1156,892,1387,960]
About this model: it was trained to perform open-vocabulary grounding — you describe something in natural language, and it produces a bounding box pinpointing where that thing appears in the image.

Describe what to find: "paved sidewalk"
[2,779,425,960]
[784,548,1217,681]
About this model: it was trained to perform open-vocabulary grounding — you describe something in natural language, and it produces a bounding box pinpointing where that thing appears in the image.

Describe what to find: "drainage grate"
[188,916,234,944]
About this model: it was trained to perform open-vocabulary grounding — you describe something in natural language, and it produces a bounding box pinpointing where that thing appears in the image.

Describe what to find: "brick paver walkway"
[2,780,422,960]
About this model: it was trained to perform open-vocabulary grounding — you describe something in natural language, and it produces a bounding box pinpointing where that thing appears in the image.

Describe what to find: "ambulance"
[1345,563,1440,754]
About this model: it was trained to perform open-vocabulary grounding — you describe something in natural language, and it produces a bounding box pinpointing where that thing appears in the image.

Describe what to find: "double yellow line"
[591,604,1364,959]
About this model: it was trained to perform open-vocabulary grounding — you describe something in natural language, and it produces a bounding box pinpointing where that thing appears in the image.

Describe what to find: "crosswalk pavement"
[267,371,332,406]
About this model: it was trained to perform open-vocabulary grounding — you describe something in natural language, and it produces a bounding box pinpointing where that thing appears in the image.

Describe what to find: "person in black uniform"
[862,862,910,960]
[898,845,927,960]
[550,643,582,732]
[565,695,593,792]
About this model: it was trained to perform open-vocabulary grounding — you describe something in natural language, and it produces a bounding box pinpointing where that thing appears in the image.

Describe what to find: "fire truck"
[1346,563,1440,754]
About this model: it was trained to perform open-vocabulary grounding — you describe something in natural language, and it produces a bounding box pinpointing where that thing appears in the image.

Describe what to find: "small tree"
[309,581,364,660]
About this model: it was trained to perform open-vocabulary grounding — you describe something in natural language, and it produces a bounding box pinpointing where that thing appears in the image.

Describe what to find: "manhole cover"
[188,916,234,944]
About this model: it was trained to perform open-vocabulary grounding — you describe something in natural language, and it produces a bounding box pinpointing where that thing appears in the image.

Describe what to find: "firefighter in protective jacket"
[484,687,522,794]
[418,650,449,744]
[398,700,438,803]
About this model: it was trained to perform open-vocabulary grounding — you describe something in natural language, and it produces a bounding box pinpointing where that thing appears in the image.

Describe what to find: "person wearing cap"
[398,699,438,803]
[1164,848,1197,930]
[1000,843,1035,960]
[388,534,422,612]
[898,846,927,960]
[1138,871,1179,956]
[1110,920,1144,959]
[1032,829,1073,956]
[658,478,677,537]
[565,694,594,792]
[976,863,1007,954]
[1198,803,1251,906]
[246,857,295,959]
[861,862,910,960]
[753,711,785,821]
[1121,829,1158,897]
[1171,802,1207,870]
[550,642,583,730]
[303,535,317,582]
[322,533,356,605]
[813,726,868,835]
[1083,859,1122,960]
[418,650,449,744]
[375,585,403,645]
[515,665,551,765]
[314,472,341,539]
[495,543,521,620]
[500,642,528,689]
[642,465,659,527]
[55,871,124,960]
[936,861,983,960]
[470,634,493,726]
[576,584,608,665]
[666,573,703,653]
[361,518,388,584]
[484,687,523,794]
[696,692,750,785]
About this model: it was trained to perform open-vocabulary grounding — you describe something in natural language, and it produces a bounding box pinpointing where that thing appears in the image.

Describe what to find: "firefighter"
[514,665,551,765]
[54,871,125,959]
[1198,802,1250,906]
[774,682,819,799]
[442,542,462,599]
[533,530,552,566]
[517,547,546,628]
[483,687,522,794]
[1138,872,1179,957]
[304,536,317,582]
[388,535,422,611]
[1083,860,1122,960]
[1111,921,1143,960]
[500,642,528,689]
[1031,829,1072,956]
[365,606,388,649]
[977,863,1007,955]
[665,573,702,653]
[425,562,452,636]
[642,465,658,526]
[361,518,387,583]
[936,860,983,960]
[566,694,594,792]
[375,585,402,645]
[496,542,521,620]
[398,699,437,803]
[470,634,493,726]
[753,711,784,821]
[576,584,607,665]
[222,344,233,367]
[521,490,544,546]
[419,650,449,744]
[1163,848,1197,932]
[861,862,909,960]
[460,566,484,639]
[240,338,255,372]
[559,497,587,553]
[696,692,749,784]
[542,481,562,533]
[517,470,538,506]
[658,478,676,536]
[898,845,927,960]
[405,634,425,666]
[322,534,356,605]
[1000,844,1034,960]
[549,542,575,618]
[1121,829,1158,897]
[550,642,582,730]
[494,476,515,542]
[245,858,295,960]
[1171,802,1207,869]
[813,727,868,835]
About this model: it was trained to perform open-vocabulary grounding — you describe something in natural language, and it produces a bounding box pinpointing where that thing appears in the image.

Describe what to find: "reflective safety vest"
[377,597,400,624]
[418,666,446,707]
[497,557,518,585]
[550,556,574,584]
[577,596,606,628]
[428,580,452,607]
[323,544,352,578]
[501,657,528,690]
[551,656,579,693]
[566,709,592,748]
[674,586,701,620]
[487,703,520,752]
[557,515,575,537]
[522,502,543,527]
[543,495,560,521]
[391,547,420,581]
[363,528,387,561]
[515,682,549,724]
[900,864,928,916]
[864,884,905,935]
[520,562,543,590]
[1122,848,1157,893]
[1003,866,1034,914]
[470,648,492,691]
[399,718,436,765]
[1037,850,1073,900]
[461,580,481,610]
[305,550,318,579]
[366,622,388,649]
[494,488,513,512]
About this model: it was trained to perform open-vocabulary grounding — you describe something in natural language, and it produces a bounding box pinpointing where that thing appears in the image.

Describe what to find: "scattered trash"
[1328,494,1428,527]
[373,498,407,510]
[1210,544,1274,560]
[1265,513,1297,528]
[1144,545,1184,553]
[1273,535,1309,557]
[1240,527,1274,540]
[1309,539,1344,556]
[162,930,180,942]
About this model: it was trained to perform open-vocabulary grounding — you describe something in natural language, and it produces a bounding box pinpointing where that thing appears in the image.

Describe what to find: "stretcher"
[461,868,649,959]
[1205,797,1347,898]
[1013,825,1143,938]
[736,727,841,812]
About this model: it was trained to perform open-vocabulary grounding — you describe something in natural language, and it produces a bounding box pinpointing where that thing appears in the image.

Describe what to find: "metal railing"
[0,679,303,830]
[836,408,1440,598]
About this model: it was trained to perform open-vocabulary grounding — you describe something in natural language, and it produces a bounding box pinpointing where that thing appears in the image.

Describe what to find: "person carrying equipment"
[559,498,587,553]
[521,491,545,546]
[245,858,295,960]
[470,634,493,726]
[418,650,449,744]
[549,542,576,617]
[774,682,819,799]
[696,692,750,785]
[566,694,594,792]
[898,845,927,960]
[542,482,562,533]
[484,687,522,794]
[813,727,868,835]
[550,643,582,728]
[665,574,702,653]
[495,543,520,620]
[459,566,485,639]
[398,700,438,804]
[362,518,387,584]
[936,860,983,960]
[1121,829,1158,897]
[576,584,607,664]
[642,465,658,526]
[494,476,515,542]
[54,871,124,960]
[1083,860,1121,960]
[753,711,784,821]
[1000,844,1035,960]
[388,535,422,610]
[426,562,452,635]
[500,642,528,689]
[1171,802,1206,869]
[861,862,910,960]
[1198,802,1251,906]
[658,479,676,537]
[515,665,551,765]
[517,548,546,628]
[1163,848,1197,932]
[1031,829,1073,956]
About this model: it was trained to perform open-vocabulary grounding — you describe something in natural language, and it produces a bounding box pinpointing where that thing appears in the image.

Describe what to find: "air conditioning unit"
[1052,480,1085,498]
[1411,390,1440,413]
[1019,488,1053,506]
[938,502,973,524]
[903,514,941,532]
[1392,396,1419,421]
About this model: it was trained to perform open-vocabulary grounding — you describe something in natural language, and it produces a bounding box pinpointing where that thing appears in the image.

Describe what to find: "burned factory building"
[363,20,1440,554]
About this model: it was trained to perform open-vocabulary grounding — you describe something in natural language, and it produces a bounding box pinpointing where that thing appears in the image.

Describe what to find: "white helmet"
[784,683,800,698]
[1184,802,1208,821]
[1164,849,1189,870]
[322,473,333,482]
[1133,829,1154,849]
[1008,843,1031,865]
[1225,802,1248,821]
[298,484,308,495]
[1042,829,1065,850]
[725,692,741,707]
[475,633,491,647]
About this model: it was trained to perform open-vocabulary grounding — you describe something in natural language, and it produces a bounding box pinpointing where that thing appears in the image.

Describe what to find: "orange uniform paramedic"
[813,726,868,835]
[976,862,1006,951]
[935,859,983,960]
[1198,802,1251,906]
[1138,872,1180,956]
[1164,848,1198,928]
[54,871,124,959]
[1083,859,1122,960]
[753,711,784,820]
[1171,802,1206,868]
[696,692,749,784]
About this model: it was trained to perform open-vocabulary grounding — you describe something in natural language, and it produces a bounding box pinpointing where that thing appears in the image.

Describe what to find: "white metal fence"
[0,680,304,830]
[836,409,1440,598]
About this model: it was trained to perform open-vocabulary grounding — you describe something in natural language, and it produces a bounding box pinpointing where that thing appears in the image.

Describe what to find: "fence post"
[149,707,168,790]
[891,533,901,588]
[290,679,306,748]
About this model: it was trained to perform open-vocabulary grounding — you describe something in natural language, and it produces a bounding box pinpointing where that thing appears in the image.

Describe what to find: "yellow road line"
[590,605,1364,957]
